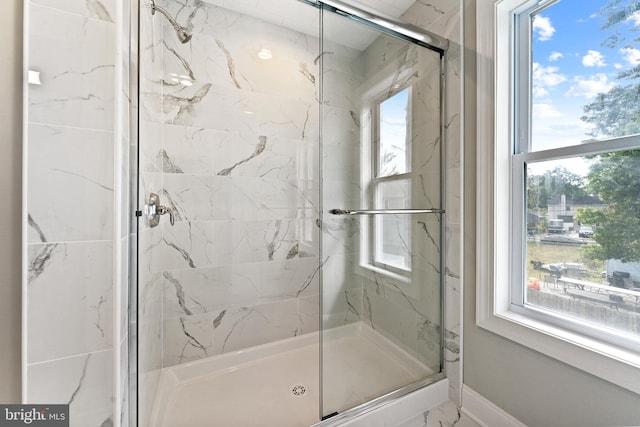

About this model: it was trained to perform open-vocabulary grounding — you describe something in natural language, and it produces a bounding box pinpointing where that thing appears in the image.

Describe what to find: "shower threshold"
[150,322,441,427]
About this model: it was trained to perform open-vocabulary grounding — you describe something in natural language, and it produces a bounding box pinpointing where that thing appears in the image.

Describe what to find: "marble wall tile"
[28,124,114,243]
[163,313,214,366]
[361,285,440,370]
[229,218,318,264]
[27,241,113,363]
[398,401,480,427]
[120,334,130,427]
[31,0,116,22]
[27,350,113,427]
[400,0,464,404]
[211,299,301,355]
[323,287,363,329]
[29,4,115,130]
[298,294,321,335]
[162,265,260,318]
[159,221,220,270]
[161,20,320,99]
[162,85,319,142]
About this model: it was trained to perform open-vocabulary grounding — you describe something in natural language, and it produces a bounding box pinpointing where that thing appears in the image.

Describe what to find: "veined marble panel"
[159,220,218,270]
[163,257,320,319]
[161,21,319,99]
[163,313,214,366]
[229,218,319,264]
[29,4,115,131]
[211,299,301,355]
[27,241,113,363]
[162,296,316,367]
[162,83,318,141]
[229,177,319,220]
[162,265,261,318]
[31,0,115,22]
[139,121,164,173]
[28,124,114,243]
[27,350,113,427]
[362,286,440,371]
[298,293,321,335]
[322,287,363,329]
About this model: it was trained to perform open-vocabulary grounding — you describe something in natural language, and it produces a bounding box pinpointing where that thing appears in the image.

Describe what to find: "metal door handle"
[329,208,444,215]
[144,192,175,227]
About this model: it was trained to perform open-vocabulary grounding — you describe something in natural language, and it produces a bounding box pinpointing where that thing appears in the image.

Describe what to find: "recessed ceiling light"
[258,49,273,60]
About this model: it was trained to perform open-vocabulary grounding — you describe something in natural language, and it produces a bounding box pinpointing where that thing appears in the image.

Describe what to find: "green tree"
[527,167,587,210]
[577,0,640,262]
[581,85,640,138]
[582,0,640,138]
[581,151,640,262]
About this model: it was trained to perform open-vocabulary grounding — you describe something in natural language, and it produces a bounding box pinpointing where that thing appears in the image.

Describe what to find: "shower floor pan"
[151,322,436,427]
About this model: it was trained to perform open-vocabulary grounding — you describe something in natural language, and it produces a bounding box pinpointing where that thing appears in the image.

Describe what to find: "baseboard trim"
[460,385,527,427]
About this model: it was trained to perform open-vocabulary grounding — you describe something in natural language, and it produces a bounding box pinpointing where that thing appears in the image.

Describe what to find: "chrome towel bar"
[329,208,445,215]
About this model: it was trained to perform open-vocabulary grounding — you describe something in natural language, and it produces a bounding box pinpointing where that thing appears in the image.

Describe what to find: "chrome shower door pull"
[144,192,175,227]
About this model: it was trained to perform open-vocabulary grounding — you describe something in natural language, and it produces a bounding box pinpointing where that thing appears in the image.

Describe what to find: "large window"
[478,0,640,393]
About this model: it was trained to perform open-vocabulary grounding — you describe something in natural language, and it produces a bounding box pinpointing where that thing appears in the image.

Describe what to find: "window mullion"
[511,156,526,306]
[514,8,532,155]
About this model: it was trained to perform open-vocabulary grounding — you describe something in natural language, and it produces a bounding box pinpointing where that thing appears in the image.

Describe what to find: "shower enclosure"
[134,0,447,425]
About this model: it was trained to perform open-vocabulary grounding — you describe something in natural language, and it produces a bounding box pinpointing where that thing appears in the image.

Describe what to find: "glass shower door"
[319,5,445,418]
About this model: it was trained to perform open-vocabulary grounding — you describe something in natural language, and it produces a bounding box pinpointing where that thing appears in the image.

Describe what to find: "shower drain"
[291,385,306,396]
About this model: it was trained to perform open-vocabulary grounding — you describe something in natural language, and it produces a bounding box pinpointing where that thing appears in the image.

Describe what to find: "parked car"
[578,226,594,238]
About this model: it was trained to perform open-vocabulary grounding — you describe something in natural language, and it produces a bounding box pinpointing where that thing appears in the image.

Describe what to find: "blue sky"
[530,0,640,161]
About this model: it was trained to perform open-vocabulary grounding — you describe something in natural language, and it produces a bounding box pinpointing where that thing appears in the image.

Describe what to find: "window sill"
[477,305,640,395]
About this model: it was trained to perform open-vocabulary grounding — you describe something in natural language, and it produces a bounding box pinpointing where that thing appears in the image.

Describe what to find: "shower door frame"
[309,0,450,423]
[129,1,451,425]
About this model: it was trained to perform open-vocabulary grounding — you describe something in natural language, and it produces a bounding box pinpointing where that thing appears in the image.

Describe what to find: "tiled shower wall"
[138,0,324,371]
[400,0,464,405]
[25,0,130,425]
[137,0,462,408]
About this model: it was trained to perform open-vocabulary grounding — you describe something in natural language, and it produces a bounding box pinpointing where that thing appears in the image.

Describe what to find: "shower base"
[151,322,438,427]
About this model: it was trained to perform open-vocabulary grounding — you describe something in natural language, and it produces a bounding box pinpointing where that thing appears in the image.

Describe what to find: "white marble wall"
[136,5,164,426]
[400,0,464,405]
[135,0,322,375]
[25,0,123,426]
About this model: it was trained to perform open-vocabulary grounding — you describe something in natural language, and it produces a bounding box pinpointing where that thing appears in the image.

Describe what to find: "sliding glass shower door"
[319,4,445,419]
[134,0,445,425]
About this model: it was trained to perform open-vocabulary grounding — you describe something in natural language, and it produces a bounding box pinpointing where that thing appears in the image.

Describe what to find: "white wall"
[0,0,23,405]
[463,1,640,425]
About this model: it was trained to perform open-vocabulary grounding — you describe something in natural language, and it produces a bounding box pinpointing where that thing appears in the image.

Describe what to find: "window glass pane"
[525,151,640,337]
[378,88,410,176]
[530,0,640,152]
[374,180,411,271]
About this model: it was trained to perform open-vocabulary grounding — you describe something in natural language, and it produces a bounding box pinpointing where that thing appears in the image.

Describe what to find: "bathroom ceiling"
[202,0,417,51]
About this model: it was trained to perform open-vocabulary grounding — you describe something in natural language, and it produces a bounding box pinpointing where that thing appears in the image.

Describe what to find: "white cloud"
[582,50,606,67]
[533,15,555,41]
[620,47,640,66]
[548,51,563,62]
[615,63,624,69]
[566,74,615,98]
[627,11,640,26]
[533,86,549,97]
[532,62,567,87]
[533,103,563,118]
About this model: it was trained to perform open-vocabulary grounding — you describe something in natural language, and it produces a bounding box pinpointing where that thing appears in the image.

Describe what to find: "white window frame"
[476,0,640,394]
[371,85,413,276]
[357,62,419,287]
